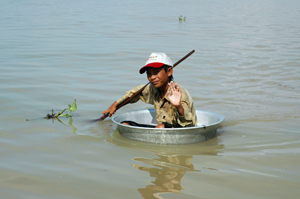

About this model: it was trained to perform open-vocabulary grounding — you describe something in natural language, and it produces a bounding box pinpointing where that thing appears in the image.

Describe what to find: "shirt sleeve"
[116,84,154,105]
[173,86,197,127]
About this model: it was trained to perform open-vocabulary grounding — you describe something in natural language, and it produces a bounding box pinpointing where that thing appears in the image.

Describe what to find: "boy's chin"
[151,83,161,88]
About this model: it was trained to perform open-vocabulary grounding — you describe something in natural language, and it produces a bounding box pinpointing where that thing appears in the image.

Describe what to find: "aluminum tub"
[112,109,224,144]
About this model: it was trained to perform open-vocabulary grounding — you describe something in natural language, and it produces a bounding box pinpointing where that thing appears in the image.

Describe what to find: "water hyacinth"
[179,15,186,21]
[45,100,77,119]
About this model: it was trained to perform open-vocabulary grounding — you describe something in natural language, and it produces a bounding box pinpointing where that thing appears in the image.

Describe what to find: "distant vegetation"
[179,15,186,22]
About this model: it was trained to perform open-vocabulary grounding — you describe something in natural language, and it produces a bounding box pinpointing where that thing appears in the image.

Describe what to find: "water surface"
[1,0,300,198]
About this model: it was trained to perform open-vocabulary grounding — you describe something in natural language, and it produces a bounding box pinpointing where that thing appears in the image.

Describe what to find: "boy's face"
[146,67,173,88]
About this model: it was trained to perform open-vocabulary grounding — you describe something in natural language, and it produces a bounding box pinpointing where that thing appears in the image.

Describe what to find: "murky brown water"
[1,0,300,198]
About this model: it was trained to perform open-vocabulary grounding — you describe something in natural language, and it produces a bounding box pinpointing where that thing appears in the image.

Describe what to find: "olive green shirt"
[116,83,198,127]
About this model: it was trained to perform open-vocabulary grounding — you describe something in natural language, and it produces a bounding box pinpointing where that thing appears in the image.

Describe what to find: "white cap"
[139,53,173,74]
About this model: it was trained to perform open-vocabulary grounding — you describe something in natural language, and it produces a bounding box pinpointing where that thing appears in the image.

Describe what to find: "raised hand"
[167,81,182,107]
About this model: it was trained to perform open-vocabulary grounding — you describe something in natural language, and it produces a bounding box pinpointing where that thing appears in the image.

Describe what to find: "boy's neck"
[158,82,169,99]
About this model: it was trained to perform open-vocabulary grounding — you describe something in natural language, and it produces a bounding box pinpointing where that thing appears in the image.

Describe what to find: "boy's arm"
[167,81,184,116]
[174,104,184,116]
[116,84,147,105]
[167,82,196,127]
[102,101,118,117]
[102,84,148,118]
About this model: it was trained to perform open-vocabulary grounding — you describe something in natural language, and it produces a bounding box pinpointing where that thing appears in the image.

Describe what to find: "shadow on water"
[110,131,224,199]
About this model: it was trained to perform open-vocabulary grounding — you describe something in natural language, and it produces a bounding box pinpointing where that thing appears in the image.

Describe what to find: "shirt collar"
[153,84,172,101]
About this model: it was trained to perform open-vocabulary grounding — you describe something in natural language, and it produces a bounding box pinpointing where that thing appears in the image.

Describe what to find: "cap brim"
[139,62,165,74]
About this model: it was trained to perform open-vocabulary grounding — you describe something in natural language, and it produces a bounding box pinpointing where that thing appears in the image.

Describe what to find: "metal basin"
[112,109,224,144]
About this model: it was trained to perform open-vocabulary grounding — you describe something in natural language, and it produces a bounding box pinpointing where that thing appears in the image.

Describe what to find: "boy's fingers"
[172,83,179,93]
[169,81,175,90]
[174,84,177,90]
[167,90,171,96]
[172,82,179,91]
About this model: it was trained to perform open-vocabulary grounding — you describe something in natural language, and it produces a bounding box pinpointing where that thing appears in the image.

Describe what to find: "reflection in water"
[110,130,224,156]
[132,154,198,199]
[48,117,78,134]
[110,131,224,198]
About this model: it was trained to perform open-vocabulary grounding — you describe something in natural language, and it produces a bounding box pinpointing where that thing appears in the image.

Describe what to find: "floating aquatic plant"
[45,99,77,119]
[179,15,186,22]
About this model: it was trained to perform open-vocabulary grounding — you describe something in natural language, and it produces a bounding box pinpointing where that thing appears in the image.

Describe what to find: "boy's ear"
[167,67,173,77]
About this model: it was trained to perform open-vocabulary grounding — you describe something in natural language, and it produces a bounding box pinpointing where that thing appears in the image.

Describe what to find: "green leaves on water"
[45,99,77,119]
[179,15,186,22]
[44,100,78,134]
[69,100,77,112]
[58,99,77,117]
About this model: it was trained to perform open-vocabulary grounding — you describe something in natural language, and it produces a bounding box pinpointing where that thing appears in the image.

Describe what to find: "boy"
[102,52,198,128]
